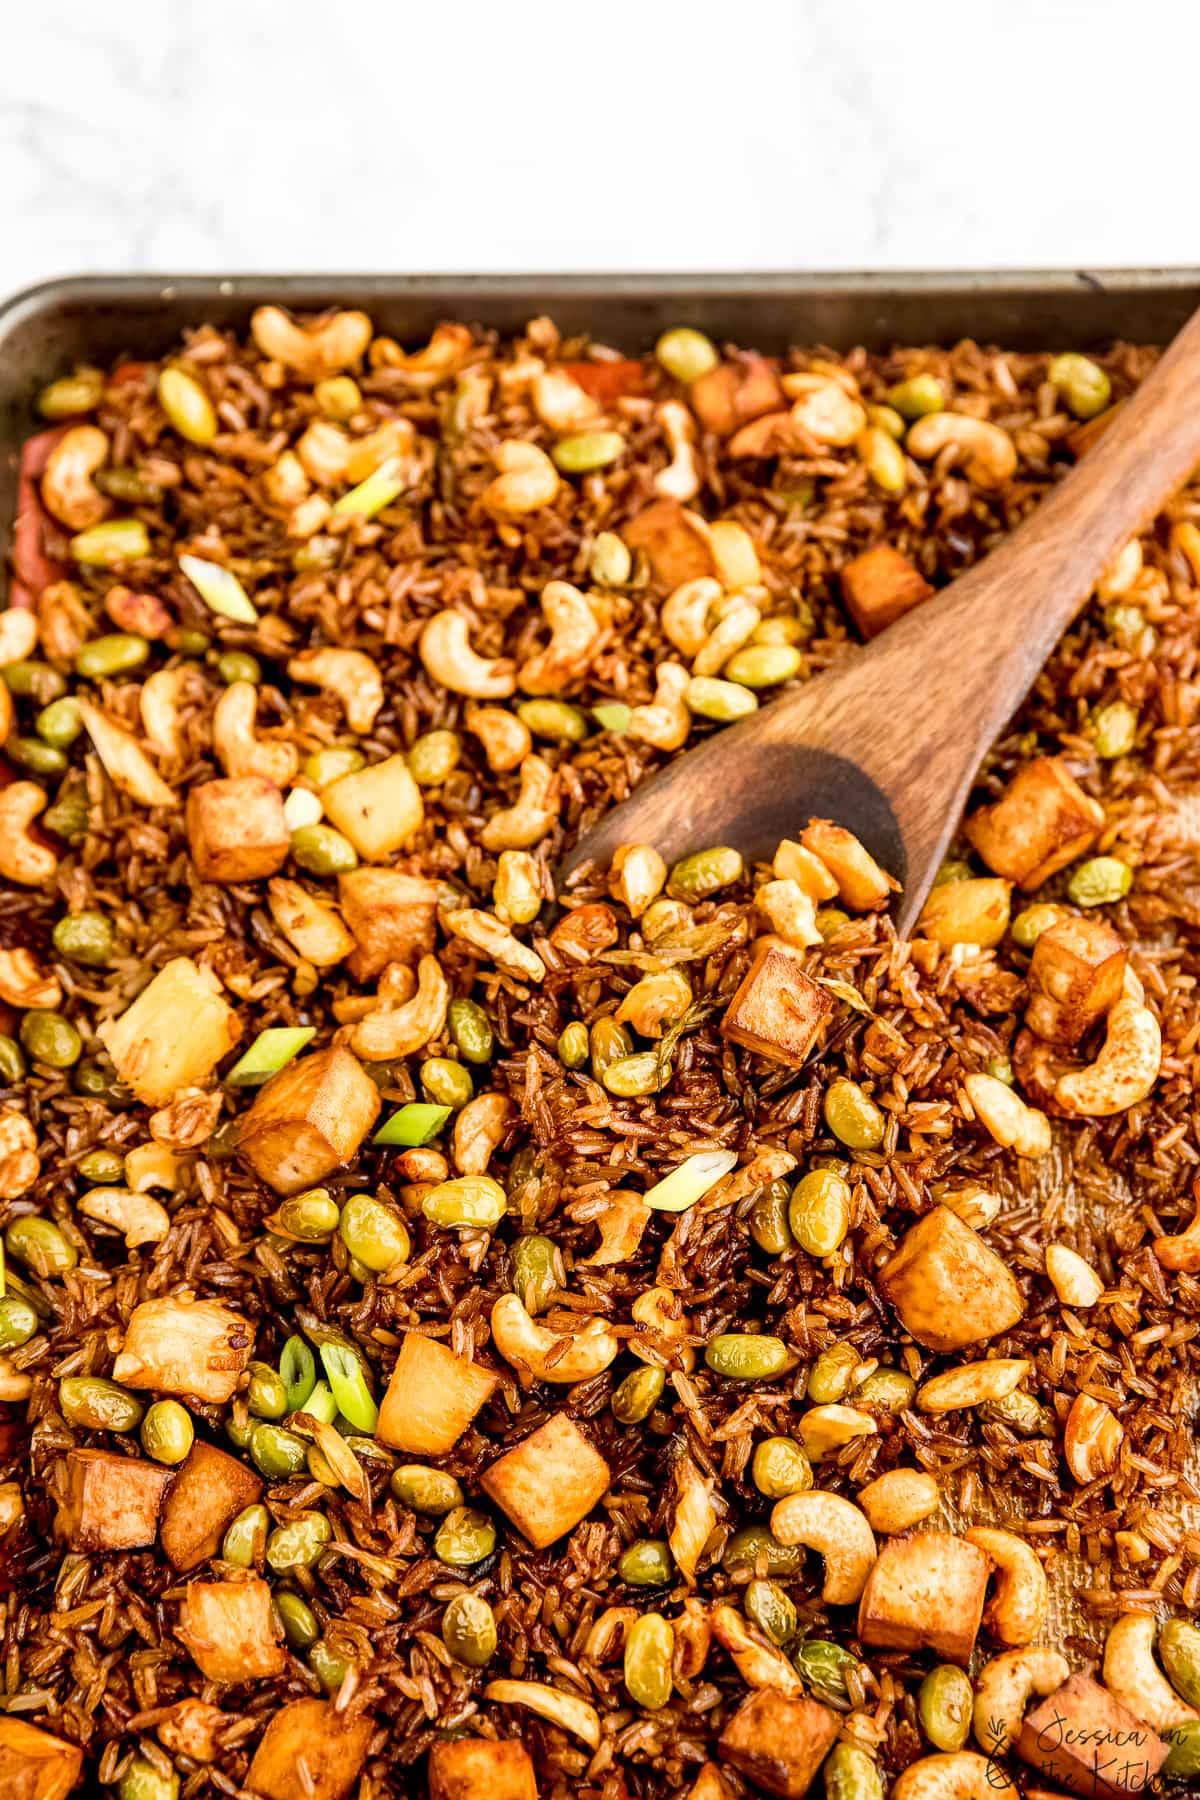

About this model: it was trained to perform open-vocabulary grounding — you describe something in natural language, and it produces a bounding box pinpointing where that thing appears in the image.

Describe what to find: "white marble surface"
[2,0,1199,297]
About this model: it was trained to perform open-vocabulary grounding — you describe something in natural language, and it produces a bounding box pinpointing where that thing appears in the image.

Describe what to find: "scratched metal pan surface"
[3,267,1200,1651]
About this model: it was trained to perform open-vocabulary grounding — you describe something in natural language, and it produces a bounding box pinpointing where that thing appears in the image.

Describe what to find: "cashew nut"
[464,704,531,772]
[443,908,545,983]
[250,306,372,376]
[296,420,352,485]
[78,1185,170,1248]
[692,598,761,677]
[769,1490,877,1604]
[419,611,516,698]
[262,450,310,509]
[452,1092,514,1175]
[532,368,599,431]
[906,412,1018,488]
[1045,1243,1104,1308]
[784,375,867,447]
[140,667,202,766]
[38,580,93,668]
[1153,1200,1200,1273]
[655,401,701,501]
[1055,997,1161,1117]
[371,323,473,387]
[0,948,60,1010]
[971,1648,1070,1757]
[480,755,559,851]
[0,607,38,667]
[484,440,559,516]
[287,647,383,735]
[267,878,353,968]
[344,419,416,485]
[333,965,414,1025]
[796,1403,877,1461]
[578,1189,652,1265]
[628,661,692,751]
[755,879,821,948]
[710,1603,801,1694]
[212,683,299,787]
[630,1284,695,1370]
[40,425,111,529]
[0,783,58,886]
[693,517,762,590]
[609,843,668,918]
[483,1678,600,1751]
[490,1292,619,1383]
[963,1072,1051,1157]
[663,578,723,656]
[0,1109,39,1198]
[917,1359,1032,1414]
[0,1359,32,1403]
[1064,1392,1123,1483]
[616,968,692,1038]
[77,699,177,809]
[125,1142,180,1192]
[1097,537,1142,599]
[964,1527,1049,1646]
[669,1454,717,1582]
[517,581,609,694]
[856,1468,940,1535]
[1105,1614,1200,1735]
[348,953,448,1060]
[892,1754,1018,1800]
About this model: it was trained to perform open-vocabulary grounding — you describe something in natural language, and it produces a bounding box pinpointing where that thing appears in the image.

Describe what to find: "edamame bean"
[553,431,625,473]
[685,676,758,722]
[510,1234,562,1315]
[516,699,587,743]
[1163,1719,1200,1779]
[744,1578,798,1647]
[7,737,67,776]
[1092,699,1138,758]
[338,1193,410,1272]
[276,1188,340,1240]
[933,858,972,886]
[590,1018,632,1080]
[751,1436,812,1499]
[704,1333,795,1380]
[806,1343,862,1405]
[5,1215,77,1277]
[1067,856,1132,907]
[1048,352,1111,421]
[44,791,90,840]
[984,1390,1055,1436]
[59,1375,144,1433]
[623,1612,674,1710]
[788,1170,851,1258]
[420,1057,474,1109]
[589,531,632,586]
[275,1590,320,1650]
[722,644,803,688]
[448,997,494,1064]
[422,1176,507,1230]
[667,846,744,902]
[250,1422,308,1478]
[290,823,358,875]
[77,1147,123,1183]
[71,520,151,565]
[0,1295,38,1349]
[557,1021,589,1069]
[36,696,83,746]
[886,374,944,419]
[222,1502,270,1567]
[793,1638,859,1701]
[38,368,105,418]
[866,402,906,440]
[434,1506,496,1566]
[246,1361,289,1421]
[918,1664,973,1752]
[3,662,66,702]
[390,1464,465,1515]
[602,1051,668,1097]
[722,1524,806,1577]
[854,1368,916,1412]
[747,1181,795,1256]
[20,1010,82,1069]
[441,1591,498,1666]
[217,650,261,686]
[75,634,150,679]
[611,1365,666,1424]
[408,729,462,786]
[119,1759,178,1800]
[0,1037,24,1085]
[618,1539,673,1586]
[315,376,361,420]
[1010,902,1064,950]
[823,1078,885,1150]
[824,1742,883,1800]
[266,1510,332,1572]
[309,1640,351,1692]
[158,366,218,444]
[140,1399,194,1465]
[1159,1619,1200,1707]
[656,328,719,384]
[52,911,114,967]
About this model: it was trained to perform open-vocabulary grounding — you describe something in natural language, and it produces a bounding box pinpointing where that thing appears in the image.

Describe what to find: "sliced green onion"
[332,456,408,519]
[319,1342,378,1434]
[592,702,631,734]
[280,1336,316,1413]
[374,1103,452,1147]
[643,1149,739,1213]
[302,1378,338,1424]
[179,554,259,624]
[226,1027,315,1086]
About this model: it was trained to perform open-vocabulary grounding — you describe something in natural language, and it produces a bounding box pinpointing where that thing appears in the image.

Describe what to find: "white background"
[1,0,1198,295]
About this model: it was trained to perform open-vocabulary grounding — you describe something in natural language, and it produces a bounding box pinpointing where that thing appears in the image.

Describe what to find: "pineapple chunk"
[800,819,897,911]
[113,1297,253,1403]
[267,878,355,967]
[917,877,1012,949]
[160,1440,264,1571]
[966,756,1104,888]
[237,1044,380,1194]
[98,956,241,1106]
[247,1699,374,1800]
[428,1739,538,1800]
[690,355,784,438]
[321,753,424,859]
[481,1413,611,1549]
[879,1207,1024,1352]
[1026,915,1127,1046]
[186,774,290,883]
[178,1575,285,1683]
[53,1447,170,1551]
[721,938,833,1068]
[0,1717,83,1800]
[718,1690,839,1798]
[622,498,714,591]
[1015,1673,1166,1799]
[857,1531,989,1664]
[338,867,440,980]
[376,1331,499,1456]
[772,839,839,901]
[156,1699,227,1764]
[841,543,934,639]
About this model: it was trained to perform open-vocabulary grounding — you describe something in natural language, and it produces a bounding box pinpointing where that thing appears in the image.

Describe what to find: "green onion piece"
[302,1378,338,1424]
[643,1149,739,1213]
[592,702,631,734]
[319,1342,378,1434]
[332,456,408,519]
[226,1026,316,1086]
[179,554,259,624]
[280,1336,316,1413]
[374,1103,452,1147]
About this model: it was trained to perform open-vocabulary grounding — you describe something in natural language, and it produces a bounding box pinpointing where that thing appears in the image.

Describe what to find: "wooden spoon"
[564,308,1200,934]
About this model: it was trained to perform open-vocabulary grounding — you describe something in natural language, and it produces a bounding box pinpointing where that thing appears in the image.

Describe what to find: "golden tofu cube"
[338,867,440,980]
[1026,915,1127,1046]
[186,775,290,883]
[690,354,784,438]
[917,877,1012,948]
[156,1699,227,1765]
[113,1297,253,1403]
[622,498,714,592]
[160,1440,264,1571]
[53,1447,170,1551]
[721,938,832,1068]
[718,1690,839,1799]
[481,1413,611,1548]
[772,839,839,901]
[267,878,355,968]
[98,956,241,1106]
[428,1739,538,1800]
[879,1208,1024,1353]
[857,1531,989,1664]
[178,1575,285,1683]
[800,819,897,911]
[321,753,424,859]
[0,1717,83,1800]
[376,1331,499,1456]
[966,757,1104,888]
[841,543,934,639]
[247,1698,374,1800]
[1016,1674,1167,1799]
[237,1044,380,1195]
